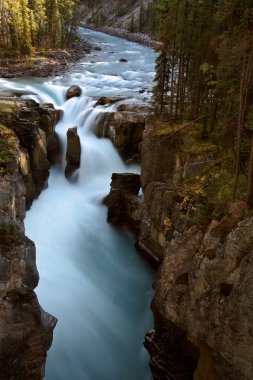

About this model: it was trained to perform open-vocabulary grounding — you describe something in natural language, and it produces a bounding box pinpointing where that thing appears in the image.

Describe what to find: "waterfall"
[0,28,157,380]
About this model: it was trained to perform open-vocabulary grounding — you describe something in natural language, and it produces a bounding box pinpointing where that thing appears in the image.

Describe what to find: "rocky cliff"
[81,0,152,30]
[94,101,148,163]
[0,97,59,380]
[105,112,253,379]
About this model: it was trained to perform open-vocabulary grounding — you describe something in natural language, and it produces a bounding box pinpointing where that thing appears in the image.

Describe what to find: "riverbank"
[81,23,161,50]
[0,38,92,79]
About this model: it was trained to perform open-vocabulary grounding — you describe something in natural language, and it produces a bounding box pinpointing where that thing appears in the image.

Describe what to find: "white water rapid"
[0,29,157,380]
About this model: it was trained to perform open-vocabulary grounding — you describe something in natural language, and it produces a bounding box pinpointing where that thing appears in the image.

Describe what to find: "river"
[0,29,157,380]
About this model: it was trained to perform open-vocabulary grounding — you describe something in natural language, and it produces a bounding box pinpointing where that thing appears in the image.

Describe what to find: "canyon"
[0,27,253,380]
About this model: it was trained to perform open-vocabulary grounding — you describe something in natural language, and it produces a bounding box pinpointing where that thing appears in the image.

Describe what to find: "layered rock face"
[0,97,58,379]
[105,118,253,379]
[138,132,179,263]
[94,103,147,163]
[147,202,252,380]
[0,134,57,380]
[140,131,253,379]
[0,98,61,208]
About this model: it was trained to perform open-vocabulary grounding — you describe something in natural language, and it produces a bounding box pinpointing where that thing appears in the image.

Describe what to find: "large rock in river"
[65,127,81,178]
[66,85,82,100]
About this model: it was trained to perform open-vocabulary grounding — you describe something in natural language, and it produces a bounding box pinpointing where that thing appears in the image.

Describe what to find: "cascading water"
[0,29,157,380]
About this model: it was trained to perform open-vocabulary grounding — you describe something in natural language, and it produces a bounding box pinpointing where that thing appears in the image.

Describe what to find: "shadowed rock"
[0,132,57,380]
[65,127,81,178]
[47,132,62,165]
[105,173,143,236]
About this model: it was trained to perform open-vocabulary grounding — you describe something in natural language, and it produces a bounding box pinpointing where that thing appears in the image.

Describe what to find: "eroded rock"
[66,85,82,100]
[47,132,62,165]
[0,136,57,380]
[147,209,253,380]
[105,173,143,236]
[0,97,60,208]
[65,127,81,178]
[94,111,146,162]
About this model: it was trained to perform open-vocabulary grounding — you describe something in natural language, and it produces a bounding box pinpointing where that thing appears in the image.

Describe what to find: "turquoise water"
[0,29,157,380]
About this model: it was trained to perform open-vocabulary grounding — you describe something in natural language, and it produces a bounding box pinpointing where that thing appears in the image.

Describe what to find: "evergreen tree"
[0,0,80,54]
[152,0,253,204]
[129,14,135,33]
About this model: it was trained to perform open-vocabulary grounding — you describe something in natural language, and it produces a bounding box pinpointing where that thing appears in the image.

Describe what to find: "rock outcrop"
[94,109,147,163]
[105,173,143,236]
[0,126,57,380]
[137,131,179,263]
[95,95,130,106]
[66,85,82,100]
[0,97,61,208]
[148,202,253,380]
[105,117,253,379]
[65,127,81,178]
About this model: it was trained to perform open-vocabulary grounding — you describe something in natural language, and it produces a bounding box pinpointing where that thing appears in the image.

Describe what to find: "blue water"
[0,28,157,380]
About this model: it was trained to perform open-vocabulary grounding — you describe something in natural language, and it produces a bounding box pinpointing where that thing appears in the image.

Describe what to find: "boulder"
[66,85,82,100]
[65,127,81,178]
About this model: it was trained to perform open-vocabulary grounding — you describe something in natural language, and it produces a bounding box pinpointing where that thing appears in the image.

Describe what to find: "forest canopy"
[152,0,253,207]
[0,0,80,56]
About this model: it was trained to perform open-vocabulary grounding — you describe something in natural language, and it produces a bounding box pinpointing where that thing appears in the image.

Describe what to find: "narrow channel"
[0,29,157,380]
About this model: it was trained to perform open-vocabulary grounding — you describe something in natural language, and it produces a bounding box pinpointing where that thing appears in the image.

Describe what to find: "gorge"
[0,28,156,380]
[1,22,253,380]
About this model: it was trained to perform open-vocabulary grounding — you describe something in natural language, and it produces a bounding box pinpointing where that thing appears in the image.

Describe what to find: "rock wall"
[94,107,146,163]
[105,119,253,379]
[0,98,61,208]
[0,97,58,379]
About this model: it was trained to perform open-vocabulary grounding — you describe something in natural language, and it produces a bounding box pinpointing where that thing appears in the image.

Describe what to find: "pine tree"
[139,0,145,32]
[129,15,135,33]
[153,49,170,114]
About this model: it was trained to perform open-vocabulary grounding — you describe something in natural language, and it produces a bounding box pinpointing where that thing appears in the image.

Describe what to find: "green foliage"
[0,0,80,55]
[0,125,18,176]
[245,107,253,131]
[128,15,135,33]
[151,0,253,206]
